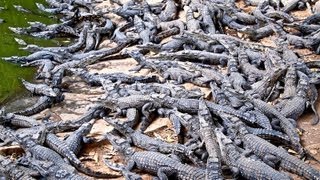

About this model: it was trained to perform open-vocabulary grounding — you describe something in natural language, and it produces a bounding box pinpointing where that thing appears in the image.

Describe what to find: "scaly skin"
[130,151,206,180]
[243,134,320,180]
[105,133,206,180]
[1,112,40,128]
[282,66,297,99]
[198,99,223,179]
[237,49,265,83]
[184,6,201,32]
[249,97,304,155]
[70,68,159,86]
[158,95,256,125]
[156,50,229,65]
[65,119,95,155]
[248,67,285,99]
[216,130,292,180]
[25,158,87,180]
[15,96,53,116]
[246,126,290,144]
[45,133,120,178]
[246,110,272,130]
[159,0,178,21]
[21,79,57,97]
[105,118,202,166]
[0,155,38,180]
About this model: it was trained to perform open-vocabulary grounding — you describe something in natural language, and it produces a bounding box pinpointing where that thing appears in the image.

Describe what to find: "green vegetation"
[0,0,63,104]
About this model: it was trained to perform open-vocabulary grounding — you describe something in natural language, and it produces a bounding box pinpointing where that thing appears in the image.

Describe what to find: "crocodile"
[279,71,309,120]
[14,133,78,176]
[133,15,151,44]
[281,65,297,99]
[84,25,97,52]
[184,6,202,32]
[36,3,70,14]
[3,50,65,64]
[248,67,285,100]
[0,111,40,128]
[21,79,57,97]
[104,132,206,180]
[242,133,320,180]
[198,99,223,179]
[137,39,185,53]
[51,40,132,73]
[21,59,54,80]
[248,96,304,156]
[69,68,160,86]
[158,19,185,33]
[14,93,64,116]
[216,129,292,180]
[65,119,95,155]
[159,0,178,21]
[18,157,88,180]
[201,6,216,34]
[237,49,265,84]
[154,27,180,42]
[227,57,250,92]
[44,132,120,178]
[153,50,229,65]
[0,155,39,180]
[245,126,291,145]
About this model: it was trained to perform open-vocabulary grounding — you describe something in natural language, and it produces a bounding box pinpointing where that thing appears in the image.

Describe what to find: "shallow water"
[0,0,62,104]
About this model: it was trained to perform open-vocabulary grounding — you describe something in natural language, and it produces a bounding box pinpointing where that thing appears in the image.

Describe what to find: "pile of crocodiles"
[1,0,320,179]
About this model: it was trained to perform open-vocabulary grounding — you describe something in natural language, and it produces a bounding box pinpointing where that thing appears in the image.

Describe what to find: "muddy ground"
[2,0,320,179]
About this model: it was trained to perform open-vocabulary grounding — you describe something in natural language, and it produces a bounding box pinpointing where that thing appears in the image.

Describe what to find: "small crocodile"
[216,130,292,180]
[44,132,121,178]
[65,119,95,155]
[21,79,57,97]
[243,133,320,180]
[104,132,206,180]
[198,99,223,179]
[0,155,39,180]
[105,118,202,166]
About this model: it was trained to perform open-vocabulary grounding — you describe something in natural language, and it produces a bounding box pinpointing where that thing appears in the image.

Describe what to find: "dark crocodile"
[245,126,291,144]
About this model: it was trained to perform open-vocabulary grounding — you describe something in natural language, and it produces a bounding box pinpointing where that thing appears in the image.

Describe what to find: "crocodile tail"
[75,163,120,178]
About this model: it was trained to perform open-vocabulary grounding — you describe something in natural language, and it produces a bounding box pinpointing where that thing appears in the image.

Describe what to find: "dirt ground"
[2,0,320,179]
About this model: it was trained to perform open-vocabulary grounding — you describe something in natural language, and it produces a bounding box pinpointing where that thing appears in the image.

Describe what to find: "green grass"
[0,0,65,104]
